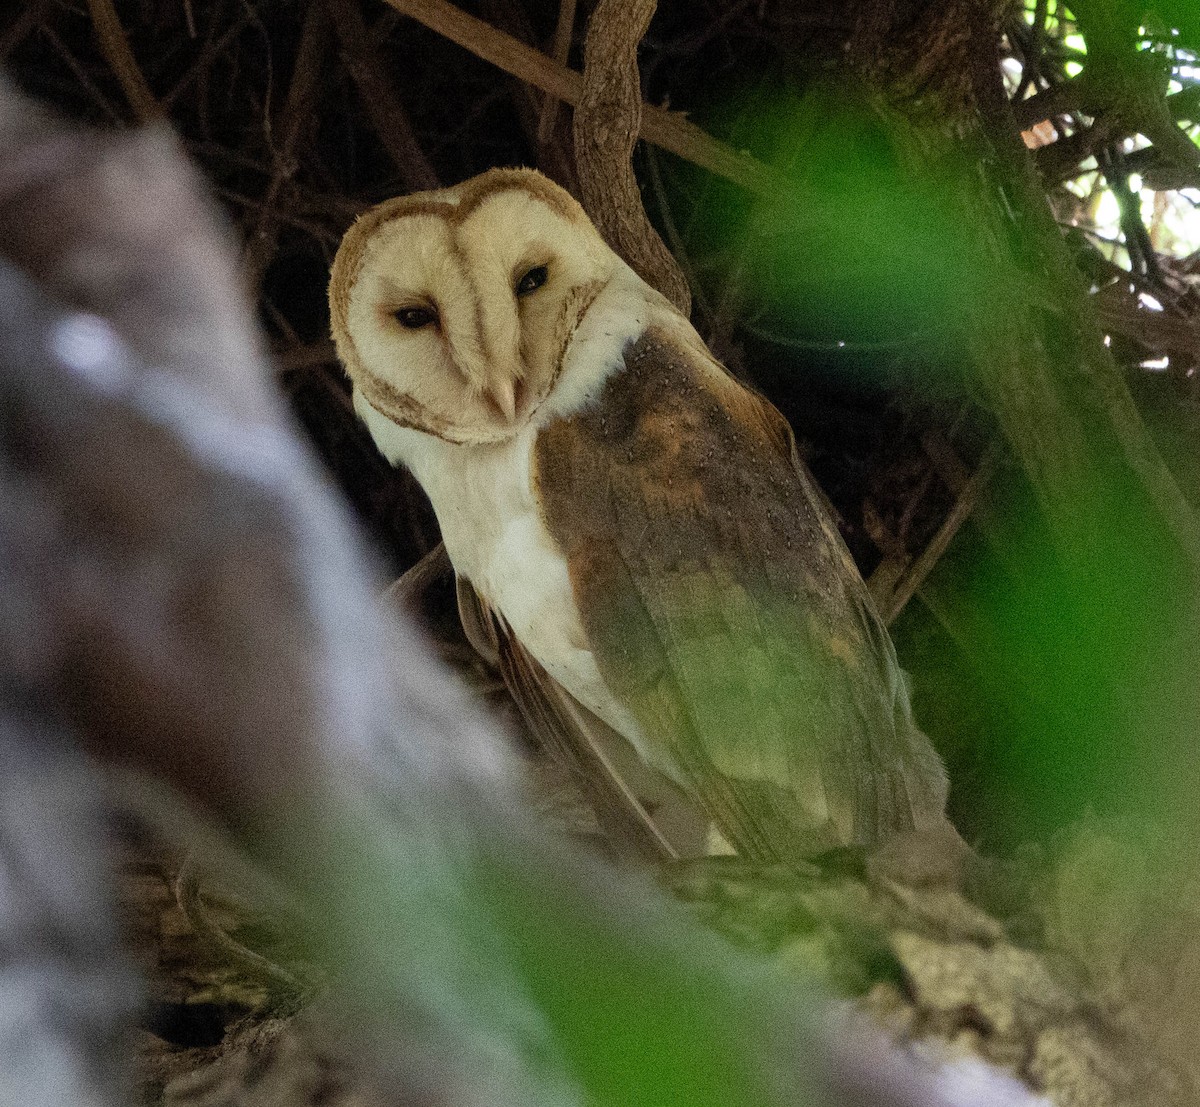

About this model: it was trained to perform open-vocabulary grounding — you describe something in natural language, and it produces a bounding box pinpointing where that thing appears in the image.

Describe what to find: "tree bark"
[573,0,692,312]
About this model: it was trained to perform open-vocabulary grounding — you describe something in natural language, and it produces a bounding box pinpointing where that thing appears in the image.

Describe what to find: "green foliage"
[963,482,1194,841]
[711,83,980,351]
[482,855,810,1107]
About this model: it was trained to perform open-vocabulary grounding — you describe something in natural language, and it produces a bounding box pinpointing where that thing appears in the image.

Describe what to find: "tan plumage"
[330,167,950,862]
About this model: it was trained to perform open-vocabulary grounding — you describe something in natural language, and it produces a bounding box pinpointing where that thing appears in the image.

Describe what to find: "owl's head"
[329,168,619,444]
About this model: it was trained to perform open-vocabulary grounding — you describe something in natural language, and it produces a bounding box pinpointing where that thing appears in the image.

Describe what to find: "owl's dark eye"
[515,265,549,296]
[394,306,436,329]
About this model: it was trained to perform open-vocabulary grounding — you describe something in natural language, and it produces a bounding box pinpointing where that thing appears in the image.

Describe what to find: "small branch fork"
[868,440,1004,626]
[378,0,779,195]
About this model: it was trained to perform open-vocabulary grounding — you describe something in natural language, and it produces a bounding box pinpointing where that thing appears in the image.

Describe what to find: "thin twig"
[85,0,162,122]
[275,339,339,371]
[384,542,452,612]
[163,8,258,109]
[920,431,1007,554]
[242,0,330,292]
[380,0,779,195]
[263,295,302,345]
[325,0,440,192]
[646,145,711,319]
[0,0,51,63]
[880,444,1004,624]
[537,0,576,146]
[214,186,340,244]
[1016,0,1048,100]
[40,25,124,125]
[174,854,305,995]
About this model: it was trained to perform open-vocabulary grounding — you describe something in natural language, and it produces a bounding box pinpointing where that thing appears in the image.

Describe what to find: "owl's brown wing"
[455,576,712,861]
[533,325,948,862]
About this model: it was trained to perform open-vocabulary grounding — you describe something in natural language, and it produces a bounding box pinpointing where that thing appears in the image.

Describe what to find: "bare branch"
[877,445,1004,624]
[536,0,576,146]
[0,0,51,63]
[381,0,779,195]
[84,0,162,123]
[325,0,440,193]
[573,0,691,312]
[241,0,331,293]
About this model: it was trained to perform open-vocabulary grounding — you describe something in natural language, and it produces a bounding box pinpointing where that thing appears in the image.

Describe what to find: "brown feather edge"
[456,576,696,861]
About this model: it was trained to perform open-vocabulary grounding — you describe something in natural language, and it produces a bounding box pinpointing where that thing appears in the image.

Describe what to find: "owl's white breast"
[359,402,633,738]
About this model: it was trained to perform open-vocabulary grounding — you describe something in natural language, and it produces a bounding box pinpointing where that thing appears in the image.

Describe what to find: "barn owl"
[329,167,950,862]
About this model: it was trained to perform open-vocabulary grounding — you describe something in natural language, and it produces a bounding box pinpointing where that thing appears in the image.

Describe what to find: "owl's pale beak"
[485,377,519,423]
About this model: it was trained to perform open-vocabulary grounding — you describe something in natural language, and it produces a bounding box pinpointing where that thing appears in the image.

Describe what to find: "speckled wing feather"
[455,577,711,860]
[533,326,948,861]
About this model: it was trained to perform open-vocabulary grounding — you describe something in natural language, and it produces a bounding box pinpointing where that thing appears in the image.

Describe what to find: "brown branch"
[1010,80,1079,132]
[162,7,258,109]
[241,0,330,292]
[325,0,440,193]
[1034,117,1120,188]
[174,856,304,995]
[878,445,1004,625]
[40,25,124,125]
[474,0,578,191]
[1093,286,1200,367]
[380,0,779,195]
[85,0,162,123]
[573,0,690,312]
[384,542,452,614]
[214,186,340,246]
[274,339,339,371]
[537,0,576,146]
[646,146,711,319]
[1170,85,1200,124]
[921,431,1008,554]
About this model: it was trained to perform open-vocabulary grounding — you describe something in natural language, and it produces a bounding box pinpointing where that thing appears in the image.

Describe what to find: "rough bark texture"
[573,0,692,313]
[839,0,1200,852]
[962,11,1200,574]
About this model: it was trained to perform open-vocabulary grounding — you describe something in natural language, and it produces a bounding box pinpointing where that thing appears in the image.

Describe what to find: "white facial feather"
[330,169,662,445]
